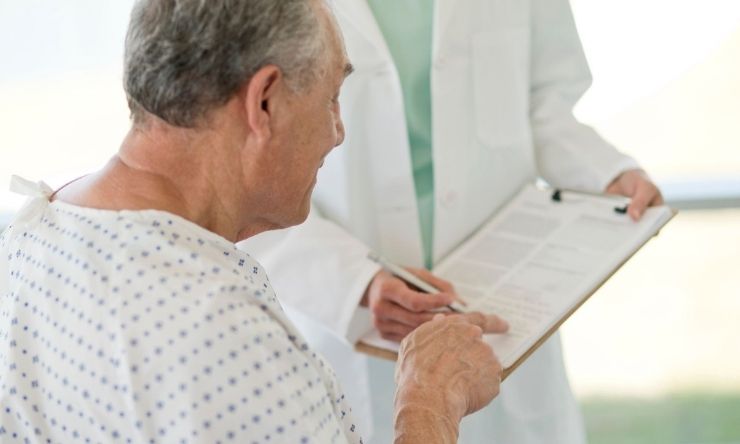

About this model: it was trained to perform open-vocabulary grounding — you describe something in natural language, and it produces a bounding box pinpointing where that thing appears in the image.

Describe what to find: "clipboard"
[354,184,677,381]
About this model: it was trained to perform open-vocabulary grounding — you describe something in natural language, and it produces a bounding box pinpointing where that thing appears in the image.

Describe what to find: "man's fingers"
[466,312,509,334]
[447,312,509,334]
[481,314,509,333]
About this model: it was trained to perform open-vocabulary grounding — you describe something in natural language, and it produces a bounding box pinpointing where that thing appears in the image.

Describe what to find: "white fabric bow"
[8,175,54,226]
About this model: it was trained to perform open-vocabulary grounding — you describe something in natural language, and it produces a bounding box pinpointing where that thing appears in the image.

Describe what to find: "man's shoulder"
[115,261,290,355]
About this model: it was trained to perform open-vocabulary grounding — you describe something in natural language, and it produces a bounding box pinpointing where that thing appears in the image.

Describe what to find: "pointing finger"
[455,312,509,334]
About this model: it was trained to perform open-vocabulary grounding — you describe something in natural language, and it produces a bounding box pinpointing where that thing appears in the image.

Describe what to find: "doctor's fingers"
[404,267,455,293]
[386,285,456,313]
[372,299,437,328]
[374,318,414,342]
[405,267,468,307]
[628,180,663,221]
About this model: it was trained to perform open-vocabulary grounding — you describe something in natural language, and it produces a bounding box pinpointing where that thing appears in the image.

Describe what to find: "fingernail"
[488,316,508,331]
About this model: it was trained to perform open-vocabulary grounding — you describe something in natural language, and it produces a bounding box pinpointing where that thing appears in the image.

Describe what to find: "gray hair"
[123,0,326,128]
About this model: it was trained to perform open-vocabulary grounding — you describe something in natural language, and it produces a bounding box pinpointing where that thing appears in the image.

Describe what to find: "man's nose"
[335,117,346,147]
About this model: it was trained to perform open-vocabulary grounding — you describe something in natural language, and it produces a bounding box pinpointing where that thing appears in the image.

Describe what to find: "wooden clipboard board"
[355,208,678,381]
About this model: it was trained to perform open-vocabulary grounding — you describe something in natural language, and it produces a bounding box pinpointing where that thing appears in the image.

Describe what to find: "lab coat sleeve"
[529,0,640,192]
[236,204,381,345]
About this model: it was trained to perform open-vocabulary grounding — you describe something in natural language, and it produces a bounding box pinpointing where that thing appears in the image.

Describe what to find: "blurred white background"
[0,1,136,216]
[565,0,740,400]
[1,1,739,441]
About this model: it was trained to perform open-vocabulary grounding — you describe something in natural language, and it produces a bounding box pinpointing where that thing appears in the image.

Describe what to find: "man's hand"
[361,268,462,342]
[605,169,663,221]
[393,313,508,443]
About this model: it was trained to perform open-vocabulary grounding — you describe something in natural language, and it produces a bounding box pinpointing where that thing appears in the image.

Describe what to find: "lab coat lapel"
[433,0,458,57]
[333,0,425,267]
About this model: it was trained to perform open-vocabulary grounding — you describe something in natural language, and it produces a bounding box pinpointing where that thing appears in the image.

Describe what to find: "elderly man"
[0,0,509,443]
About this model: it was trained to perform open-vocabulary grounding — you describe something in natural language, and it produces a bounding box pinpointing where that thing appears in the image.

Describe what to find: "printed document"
[357,184,675,375]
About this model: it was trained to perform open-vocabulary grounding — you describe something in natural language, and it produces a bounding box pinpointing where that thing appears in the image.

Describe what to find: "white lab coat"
[240,0,639,442]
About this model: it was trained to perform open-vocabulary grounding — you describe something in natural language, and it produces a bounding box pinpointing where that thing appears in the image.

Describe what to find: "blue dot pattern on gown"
[0,197,363,444]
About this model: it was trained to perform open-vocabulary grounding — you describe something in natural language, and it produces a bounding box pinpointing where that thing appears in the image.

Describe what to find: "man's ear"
[242,65,283,142]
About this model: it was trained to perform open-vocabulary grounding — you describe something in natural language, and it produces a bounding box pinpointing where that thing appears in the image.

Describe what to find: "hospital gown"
[0,178,363,444]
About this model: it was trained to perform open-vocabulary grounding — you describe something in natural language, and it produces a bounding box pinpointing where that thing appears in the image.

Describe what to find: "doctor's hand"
[393,313,505,444]
[361,268,462,342]
[605,169,663,221]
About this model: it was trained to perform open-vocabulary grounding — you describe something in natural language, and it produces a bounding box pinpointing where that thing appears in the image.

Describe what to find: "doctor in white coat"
[241,0,663,442]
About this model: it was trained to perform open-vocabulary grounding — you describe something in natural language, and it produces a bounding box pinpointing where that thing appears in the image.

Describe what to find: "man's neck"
[53,121,254,242]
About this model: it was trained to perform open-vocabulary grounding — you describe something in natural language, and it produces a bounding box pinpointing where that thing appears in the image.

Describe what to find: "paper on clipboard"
[355,184,676,379]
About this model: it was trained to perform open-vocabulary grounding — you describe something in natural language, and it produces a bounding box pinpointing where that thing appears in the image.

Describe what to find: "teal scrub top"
[367,0,435,269]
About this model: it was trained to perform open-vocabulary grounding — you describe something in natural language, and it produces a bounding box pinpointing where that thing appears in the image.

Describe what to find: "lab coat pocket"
[472,28,531,150]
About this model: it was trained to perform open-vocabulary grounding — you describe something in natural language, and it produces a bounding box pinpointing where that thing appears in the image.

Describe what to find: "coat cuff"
[336,259,382,345]
[597,156,641,192]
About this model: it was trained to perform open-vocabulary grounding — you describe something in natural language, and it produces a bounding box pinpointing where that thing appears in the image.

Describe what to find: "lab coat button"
[440,190,458,208]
